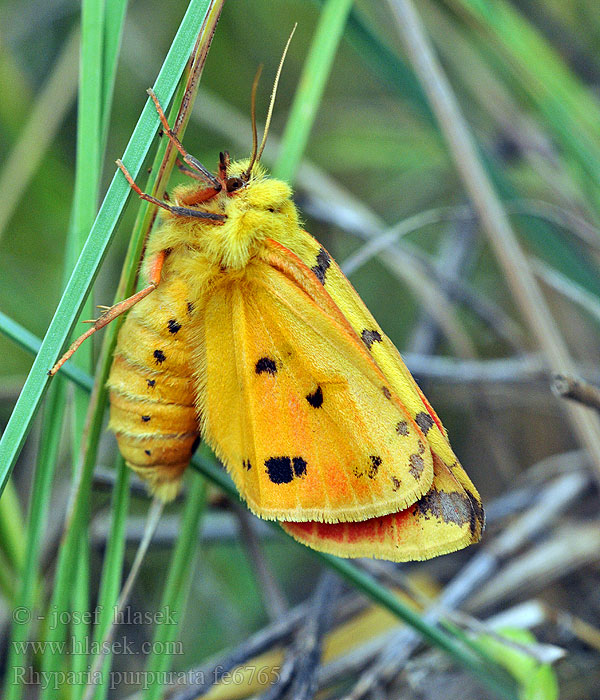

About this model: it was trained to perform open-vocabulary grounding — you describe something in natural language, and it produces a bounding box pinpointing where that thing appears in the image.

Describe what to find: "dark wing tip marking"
[306,385,323,408]
[311,247,331,285]
[255,357,277,375]
[415,411,434,434]
[168,319,182,334]
[416,489,473,528]
[361,329,382,349]
[465,488,485,536]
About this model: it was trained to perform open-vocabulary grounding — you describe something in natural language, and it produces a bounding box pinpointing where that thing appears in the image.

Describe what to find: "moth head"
[225,157,297,231]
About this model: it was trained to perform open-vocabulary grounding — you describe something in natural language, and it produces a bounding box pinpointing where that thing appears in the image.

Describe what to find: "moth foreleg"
[48,250,167,377]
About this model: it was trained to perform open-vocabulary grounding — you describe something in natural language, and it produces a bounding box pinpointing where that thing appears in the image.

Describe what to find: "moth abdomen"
[107,284,200,501]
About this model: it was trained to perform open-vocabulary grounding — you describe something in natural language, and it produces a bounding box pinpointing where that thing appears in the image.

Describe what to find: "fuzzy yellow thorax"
[146,160,300,273]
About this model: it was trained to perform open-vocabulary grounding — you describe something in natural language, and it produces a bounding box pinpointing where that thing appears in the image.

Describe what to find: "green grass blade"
[73,0,103,253]
[0,548,15,598]
[0,312,94,392]
[90,459,130,700]
[0,478,25,574]
[35,5,224,696]
[143,475,207,700]
[101,0,129,146]
[71,534,91,700]
[66,4,108,692]
[0,28,79,243]
[0,0,216,499]
[78,6,225,682]
[273,0,354,184]
[3,380,68,700]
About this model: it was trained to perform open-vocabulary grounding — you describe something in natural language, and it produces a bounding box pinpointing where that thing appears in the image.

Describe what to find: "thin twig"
[287,573,340,700]
[233,502,288,621]
[408,218,519,482]
[257,573,339,700]
[532,256,600,327]
[165,593,365,700]
[82,498,164,700]
[408,220,478,354]
[552,374,600,412]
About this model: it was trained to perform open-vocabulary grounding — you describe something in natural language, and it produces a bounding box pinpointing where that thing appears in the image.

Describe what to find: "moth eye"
[226,177,244,192]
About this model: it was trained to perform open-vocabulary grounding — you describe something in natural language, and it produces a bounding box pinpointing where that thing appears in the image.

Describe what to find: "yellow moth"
[52,60,483,563]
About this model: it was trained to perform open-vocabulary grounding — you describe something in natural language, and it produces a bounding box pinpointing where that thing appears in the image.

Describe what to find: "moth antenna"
[256,23,297,164]
[244,64,263,178]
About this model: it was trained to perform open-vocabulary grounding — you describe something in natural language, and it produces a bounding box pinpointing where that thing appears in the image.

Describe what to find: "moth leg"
[176,160,208,181]
[115,158,227,223]
[116,159,225,222]
[173,160,226,205]
[146,88,221,192]
[48,250,167,377]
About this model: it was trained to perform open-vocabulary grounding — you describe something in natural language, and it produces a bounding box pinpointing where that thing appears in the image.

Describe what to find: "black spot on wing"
[243,459,252,471]
[382,386,391,400]
[153,349,166,364]
[311,247,331,284]
[168,319,182,334]
[187,301,194,315]
[391,476,401,491]
[415,411,434,434]
[293,457,307,477]
[266,457,293,484]
[265,456,307,484]
[396,420,409,436]
[255,357,277,375]
[306,386,323,408]
[409,453,424,479]
[354,456,382,479]
[361,329,382,349]
[147,379,156,388]
[141,415,151,423]
[368,456,382,478]
[145,449,151,456]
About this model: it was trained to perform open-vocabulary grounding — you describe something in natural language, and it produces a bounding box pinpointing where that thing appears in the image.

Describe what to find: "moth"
[52,70,483,563]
